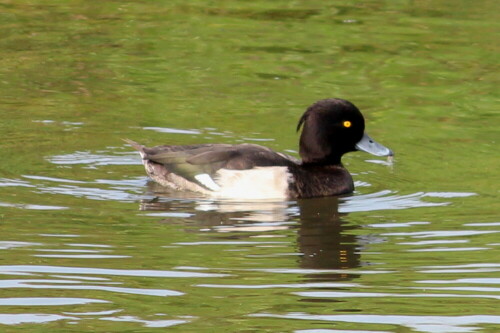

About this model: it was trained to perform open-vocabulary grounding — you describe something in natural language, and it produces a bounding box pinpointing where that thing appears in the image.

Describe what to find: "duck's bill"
[355,132,393,157]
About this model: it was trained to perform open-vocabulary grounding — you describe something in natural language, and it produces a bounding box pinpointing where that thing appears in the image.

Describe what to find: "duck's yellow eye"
[343,121,352,128]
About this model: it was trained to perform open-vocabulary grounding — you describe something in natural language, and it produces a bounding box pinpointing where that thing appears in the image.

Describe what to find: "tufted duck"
[126,98,393,199]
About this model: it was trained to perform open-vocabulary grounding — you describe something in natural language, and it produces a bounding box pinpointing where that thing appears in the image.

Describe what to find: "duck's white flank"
[210,166,291,199]
[194,173,221,191]
[142,152,291,199]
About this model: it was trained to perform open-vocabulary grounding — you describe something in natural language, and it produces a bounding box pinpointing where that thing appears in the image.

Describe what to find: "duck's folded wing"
[140,146,229,188]
[128,141,298,191]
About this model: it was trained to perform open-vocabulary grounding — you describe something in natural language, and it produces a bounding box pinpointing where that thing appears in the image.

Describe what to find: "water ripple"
[293,291,500,300]
[418,263,500,274]
[0,314,79,325]
[37,184,139,202]
[297,330,390,333]
[0,178,34,187]
[0,265,228,278]
[197,282,359,289]
[250,313,500,333]
[0,279,183,297]
[0,241,41,250]
[340,190,476,212]
[48,151,140,167]
[417,278,500,284]
[0,312,190,327]
[383,230,498,238]
[251,268,392,275]
[142,126,201,135]
[407,247,488,252]
[174,241,287,246]
[0,297,108,306]
[99,315,189,328]
[33,254,131,259]
[0,201,68,210]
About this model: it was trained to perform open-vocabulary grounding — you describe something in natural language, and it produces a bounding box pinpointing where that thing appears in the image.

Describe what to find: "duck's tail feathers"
[123,139,144,152]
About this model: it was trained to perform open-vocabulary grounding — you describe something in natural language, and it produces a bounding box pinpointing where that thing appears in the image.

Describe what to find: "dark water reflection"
[297,198,359,272]
[142,191,363,280]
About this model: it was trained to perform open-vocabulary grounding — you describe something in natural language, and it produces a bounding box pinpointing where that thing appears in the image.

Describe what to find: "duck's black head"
[297,98,392,165]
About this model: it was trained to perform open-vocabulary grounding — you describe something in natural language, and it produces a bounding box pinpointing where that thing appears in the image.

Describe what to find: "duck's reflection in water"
[296,197,361,281]
[141,182,362,280]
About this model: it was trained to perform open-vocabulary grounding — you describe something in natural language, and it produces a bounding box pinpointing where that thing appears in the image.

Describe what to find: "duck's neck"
[300,155,343,167]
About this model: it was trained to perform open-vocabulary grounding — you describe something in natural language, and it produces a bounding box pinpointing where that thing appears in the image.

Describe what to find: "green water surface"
[0,1,499,332]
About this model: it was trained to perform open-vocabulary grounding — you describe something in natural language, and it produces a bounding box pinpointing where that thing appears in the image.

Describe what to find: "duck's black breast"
[288,164,354,198]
